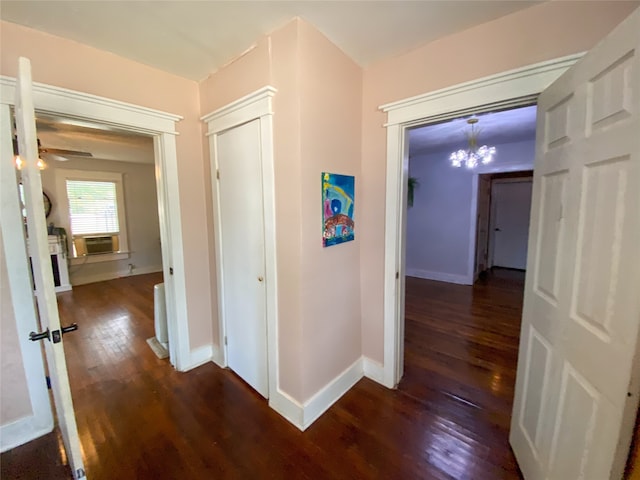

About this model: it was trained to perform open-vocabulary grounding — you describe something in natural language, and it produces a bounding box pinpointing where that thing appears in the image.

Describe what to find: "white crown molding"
[0,75,182,134]
[202,86,277,134]
[380,53,585,126]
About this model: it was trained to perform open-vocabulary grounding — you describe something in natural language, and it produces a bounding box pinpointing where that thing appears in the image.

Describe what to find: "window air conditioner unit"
[75,235,119,255]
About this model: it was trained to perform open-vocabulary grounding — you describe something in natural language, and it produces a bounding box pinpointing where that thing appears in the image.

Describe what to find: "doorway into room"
[400,105,536,474]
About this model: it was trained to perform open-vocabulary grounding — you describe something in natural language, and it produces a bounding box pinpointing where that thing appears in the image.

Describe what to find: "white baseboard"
[406,267,471,285]
[271,357,365,431]
[363,357,385,385]
[71,265,163,286]
[211,343,225,368]
[269,389,305,429]
[0,414,53,453]
[181,344,213,372]
[301,357,363,430]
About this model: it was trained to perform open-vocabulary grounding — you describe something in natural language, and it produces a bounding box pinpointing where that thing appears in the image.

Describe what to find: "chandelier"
[449,118,496,169]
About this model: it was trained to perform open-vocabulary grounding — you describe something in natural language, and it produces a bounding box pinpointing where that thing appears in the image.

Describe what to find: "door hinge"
[395,271,399,279]
[216,169,220,180]
[224,336,227,346]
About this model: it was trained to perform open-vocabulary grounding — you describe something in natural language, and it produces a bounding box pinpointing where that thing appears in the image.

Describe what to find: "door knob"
[258,276,264,282]
[61,323,78,336]
[29,328,50,342]
[29,324,78,344]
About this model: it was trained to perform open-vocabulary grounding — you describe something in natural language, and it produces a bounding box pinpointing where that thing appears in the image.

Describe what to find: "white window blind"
[66,180,120,235]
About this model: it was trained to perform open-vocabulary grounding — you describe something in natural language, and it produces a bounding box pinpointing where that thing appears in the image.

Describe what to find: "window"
[66,180,119,235]
[56,170,129,263]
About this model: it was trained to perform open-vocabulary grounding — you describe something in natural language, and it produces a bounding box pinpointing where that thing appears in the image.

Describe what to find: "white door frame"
[0,103,53,452]
[379,53,584,389]
[202,87,279,399]
[0,76,192,373]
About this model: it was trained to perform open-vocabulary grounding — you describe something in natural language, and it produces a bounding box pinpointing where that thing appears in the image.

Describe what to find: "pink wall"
[269,20,305,399]
[298,21,362,399]
[0,21,213,350]
[198,18,362,402]
[360,1,639,363]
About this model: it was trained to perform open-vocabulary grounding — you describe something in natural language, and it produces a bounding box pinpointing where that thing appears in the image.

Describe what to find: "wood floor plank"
[1,269,524,479]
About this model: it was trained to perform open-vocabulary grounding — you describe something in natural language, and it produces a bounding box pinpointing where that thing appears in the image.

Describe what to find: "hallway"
[2,270,524,479]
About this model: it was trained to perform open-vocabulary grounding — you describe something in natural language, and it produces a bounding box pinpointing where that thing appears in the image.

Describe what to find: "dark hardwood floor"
[1,269,524,479]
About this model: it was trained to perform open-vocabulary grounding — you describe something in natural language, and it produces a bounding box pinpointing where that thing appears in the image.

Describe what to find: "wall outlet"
[128,263,134,275]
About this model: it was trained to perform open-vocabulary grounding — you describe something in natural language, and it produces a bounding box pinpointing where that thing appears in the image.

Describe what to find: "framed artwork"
[322,172,355,247]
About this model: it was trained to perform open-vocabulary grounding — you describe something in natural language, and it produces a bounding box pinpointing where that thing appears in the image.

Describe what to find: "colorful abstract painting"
[322,172,355,247]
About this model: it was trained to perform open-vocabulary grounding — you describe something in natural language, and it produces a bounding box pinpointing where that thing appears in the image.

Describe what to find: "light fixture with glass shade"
[449,118,496,169]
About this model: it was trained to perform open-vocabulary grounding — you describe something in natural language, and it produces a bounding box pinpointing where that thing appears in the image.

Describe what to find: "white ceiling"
[35,114,154,164]
[0,0,541,81]
[4,1,542,161]
[409,105,538,157]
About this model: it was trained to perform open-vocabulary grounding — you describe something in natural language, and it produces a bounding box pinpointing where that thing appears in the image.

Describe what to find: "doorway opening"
[26,112,172,361]
[401,106,536,465]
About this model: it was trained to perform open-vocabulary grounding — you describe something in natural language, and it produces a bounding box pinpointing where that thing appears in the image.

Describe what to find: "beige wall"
[0,21,213,349]
[40,158,162,285]
[0,229,33,425]
[359,1,639,363]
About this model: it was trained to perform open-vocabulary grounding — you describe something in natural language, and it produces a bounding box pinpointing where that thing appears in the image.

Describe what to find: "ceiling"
[409,105,538,157]
[1,1,541,81]
[4,2,542,162]
[35,114,154,165]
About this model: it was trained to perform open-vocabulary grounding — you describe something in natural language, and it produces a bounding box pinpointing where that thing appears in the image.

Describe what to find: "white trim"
[152,133,190,371]
[69,253,130,266]
[202,86,277,133]
[270,358,365,431]
[301,358,363,430]
[0,77,190,372]
[203,86,280,407]
[55,169,130,259]
[269,390,304,429]
[381,54,584,389]
[184,345,213,372]
[363,357,385,385]
[381,53,584,125]
[0,415,52,453]
[405,268,471,285]
[0,104,54,452]
[211,344,225,368]
[69,264,163,286]
[0,76,181,134]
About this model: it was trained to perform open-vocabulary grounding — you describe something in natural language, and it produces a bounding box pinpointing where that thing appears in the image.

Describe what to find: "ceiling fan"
[12,136,93,162]
[37,138,93,162]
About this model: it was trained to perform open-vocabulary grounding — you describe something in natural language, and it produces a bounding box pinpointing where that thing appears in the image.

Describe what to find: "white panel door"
[490,180,532,270]
[13,58,86,478]
[510,9,640,480]
[217,119,268,398]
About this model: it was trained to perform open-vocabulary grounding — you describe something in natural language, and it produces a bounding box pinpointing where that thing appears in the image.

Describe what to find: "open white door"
[510,9,640,480]
[14,57,86,479]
